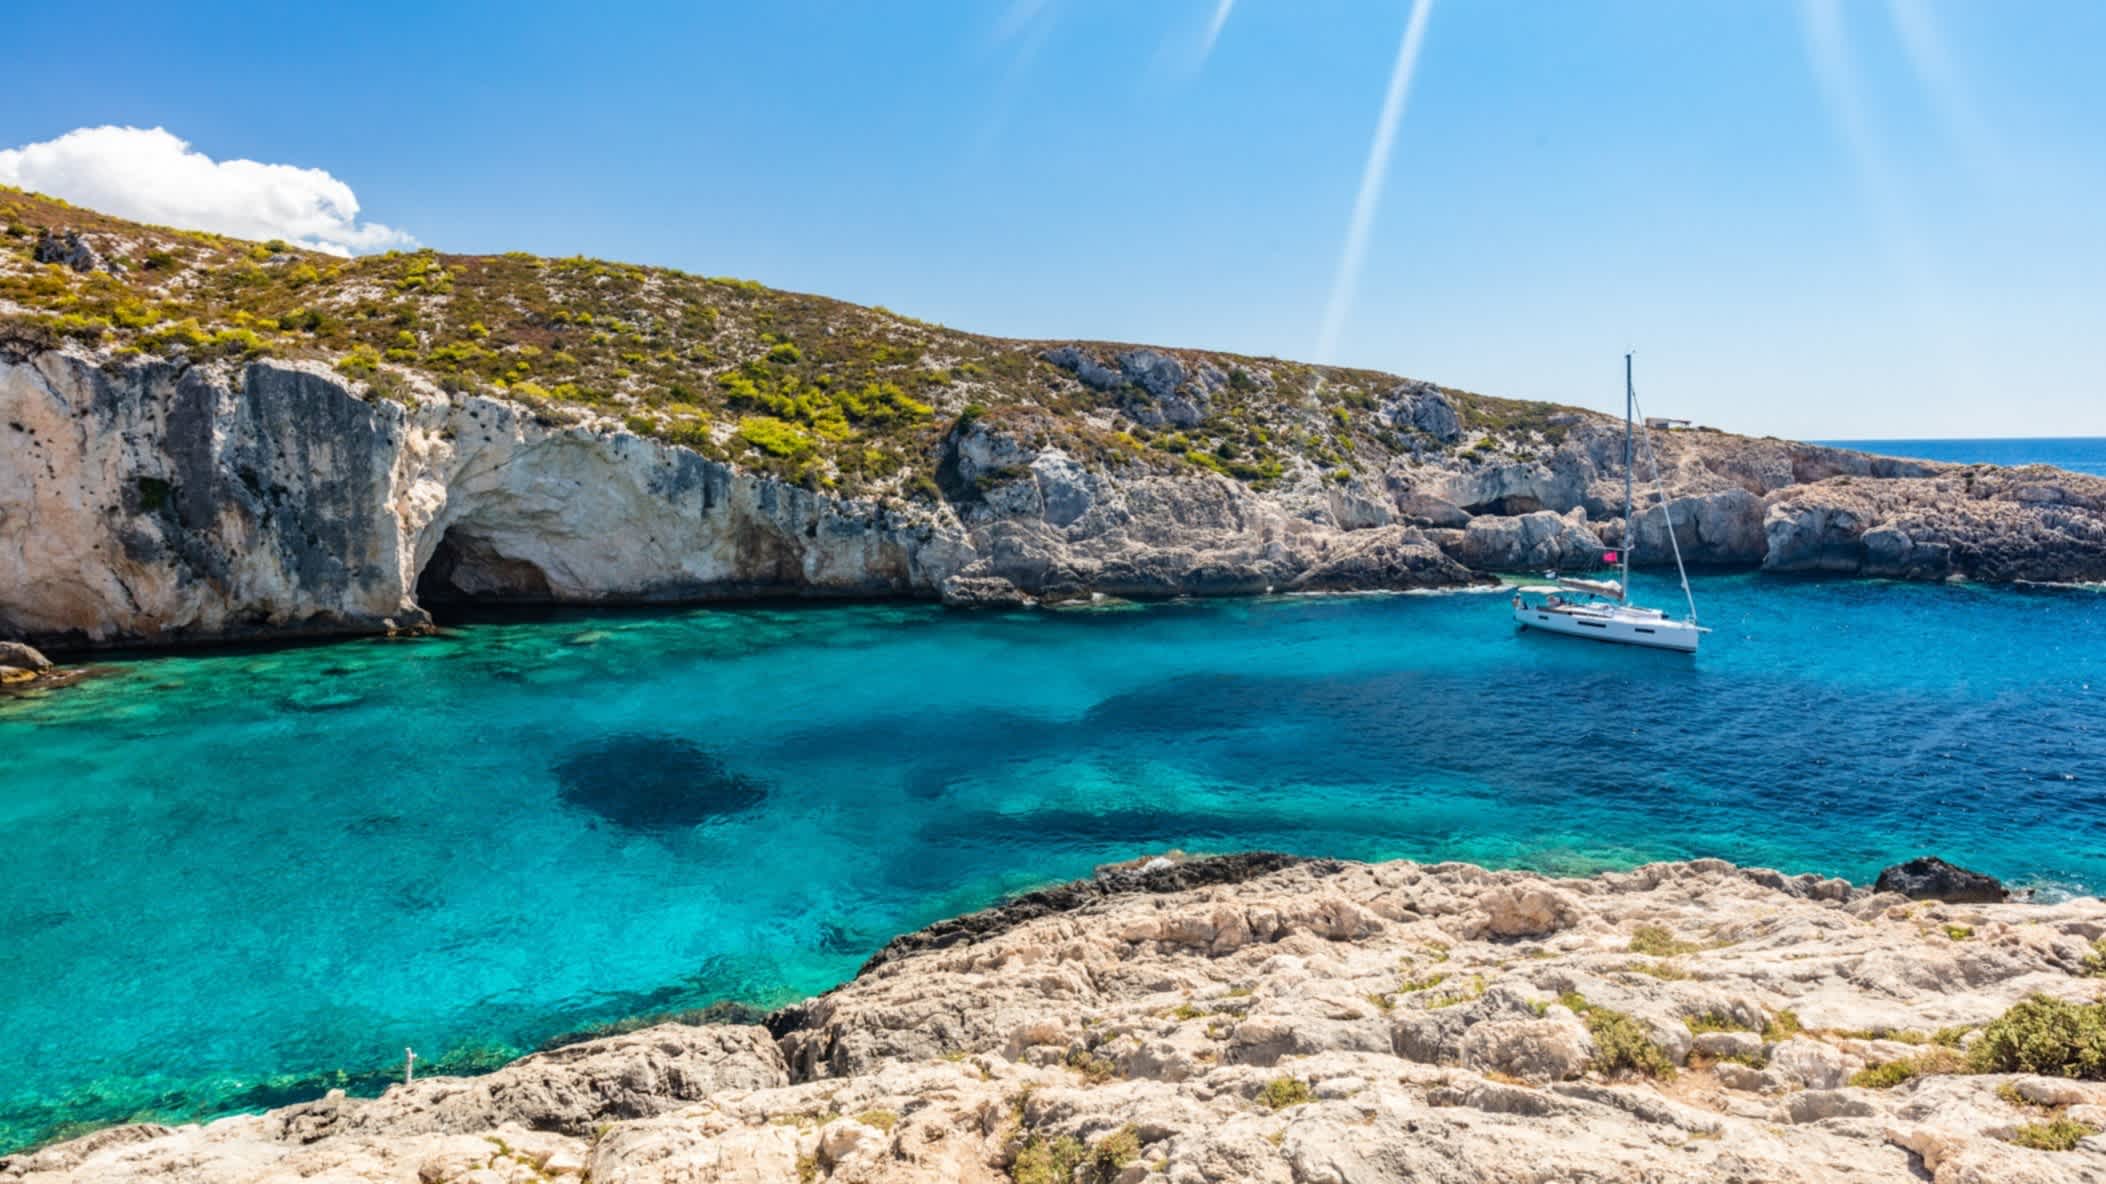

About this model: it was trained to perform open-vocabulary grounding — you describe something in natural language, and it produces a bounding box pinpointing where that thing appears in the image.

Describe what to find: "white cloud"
[0,125,415,256]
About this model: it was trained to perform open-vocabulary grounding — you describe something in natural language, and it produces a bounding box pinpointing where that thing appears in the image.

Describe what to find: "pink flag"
[1602,550,1619,563]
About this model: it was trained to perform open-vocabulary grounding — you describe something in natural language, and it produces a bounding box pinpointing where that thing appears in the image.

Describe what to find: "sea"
[2,438,2104,1151]
[1818,436,2106,476]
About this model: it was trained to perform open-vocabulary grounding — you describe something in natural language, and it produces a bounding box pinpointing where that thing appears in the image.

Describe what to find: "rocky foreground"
[9,854,2105,1184]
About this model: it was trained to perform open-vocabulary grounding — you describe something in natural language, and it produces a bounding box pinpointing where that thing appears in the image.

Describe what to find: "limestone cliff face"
[0,350,1475,648]
[0,349,974,645]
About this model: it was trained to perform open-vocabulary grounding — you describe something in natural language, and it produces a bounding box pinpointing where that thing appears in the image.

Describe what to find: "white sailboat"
[1510,355,1709,654]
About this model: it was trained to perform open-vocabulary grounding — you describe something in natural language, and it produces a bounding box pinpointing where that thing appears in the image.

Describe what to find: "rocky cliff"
[8,854,2104,1183]
[5,187,2106,648]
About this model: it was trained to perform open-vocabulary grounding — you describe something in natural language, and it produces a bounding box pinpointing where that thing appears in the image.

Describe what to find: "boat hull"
[1512,604,1701,653]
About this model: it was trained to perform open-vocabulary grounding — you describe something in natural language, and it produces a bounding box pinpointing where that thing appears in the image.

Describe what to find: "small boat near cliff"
[1511,355,1709,654]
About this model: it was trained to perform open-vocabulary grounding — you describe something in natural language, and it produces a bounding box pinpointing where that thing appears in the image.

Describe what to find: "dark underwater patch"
[553,734,767,831]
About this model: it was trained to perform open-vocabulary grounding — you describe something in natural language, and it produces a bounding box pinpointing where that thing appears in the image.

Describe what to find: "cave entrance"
[414,526,555,623]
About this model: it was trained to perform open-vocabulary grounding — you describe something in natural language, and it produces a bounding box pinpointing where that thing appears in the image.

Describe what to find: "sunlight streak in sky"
[1197,0,1236,66]
[1801,0,1986,412]
[972,1,1058,157]
[1886,0,2007,185]
[1315,0,1434,365]
[1799,1,1936,290]
[990,0,1051,46]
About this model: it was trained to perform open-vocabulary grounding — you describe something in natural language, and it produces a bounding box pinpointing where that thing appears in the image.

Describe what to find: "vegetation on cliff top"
[0,186,1581,501]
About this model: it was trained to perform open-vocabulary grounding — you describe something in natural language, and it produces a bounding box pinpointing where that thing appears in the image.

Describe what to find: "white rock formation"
[0,350,1481,647]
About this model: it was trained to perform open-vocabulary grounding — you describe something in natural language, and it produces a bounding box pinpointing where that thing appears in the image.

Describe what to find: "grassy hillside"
[0,187,1584,501]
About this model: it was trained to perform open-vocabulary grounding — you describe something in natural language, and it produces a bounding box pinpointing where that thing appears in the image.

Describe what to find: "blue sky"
[3,1,2101,438]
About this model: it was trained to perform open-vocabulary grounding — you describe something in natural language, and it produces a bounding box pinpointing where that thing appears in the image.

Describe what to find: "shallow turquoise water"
[4,573,2104,1149]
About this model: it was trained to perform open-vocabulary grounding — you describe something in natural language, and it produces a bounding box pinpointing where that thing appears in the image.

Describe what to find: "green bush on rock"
[1260,1077,1313,1110]
[1967,995,2106,1078]
[1563,993,1676,1080]
[2010,1118,2101,1151]
[1010,1125,1141,1184]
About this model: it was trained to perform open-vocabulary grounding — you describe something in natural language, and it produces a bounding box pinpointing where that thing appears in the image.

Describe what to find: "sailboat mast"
[1621,353,1633,603]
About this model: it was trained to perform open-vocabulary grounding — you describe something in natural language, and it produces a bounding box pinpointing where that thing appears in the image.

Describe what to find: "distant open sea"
[1819,436,2106,476]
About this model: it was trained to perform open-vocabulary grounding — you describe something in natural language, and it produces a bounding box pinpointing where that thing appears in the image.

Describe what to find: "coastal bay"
[3,574,2102,1152]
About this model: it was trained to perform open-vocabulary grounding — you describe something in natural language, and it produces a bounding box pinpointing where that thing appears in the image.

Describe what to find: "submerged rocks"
[551,735,767,831]
[1874,856,2009,904]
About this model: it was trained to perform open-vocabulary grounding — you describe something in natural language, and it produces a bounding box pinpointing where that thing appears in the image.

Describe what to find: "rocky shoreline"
[8,852,2103,1183]
[6,345,2106,653]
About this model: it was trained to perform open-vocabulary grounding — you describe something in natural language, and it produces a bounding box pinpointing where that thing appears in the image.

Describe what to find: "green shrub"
[736,416,814,459]
[1564,995,1676,1080]
[2082,938,2106,977]
[1089,1126,1141,1177]
[1629,925,1701,957]
[1011,1135,1084,1184]
[146,318,214,354]
[335,344,384,378]
[766,341,802,364]
[1260,1076,1313,1110]
[210,327,268,358]
[1064,1047,1118,1083]
[1010,1126,1139,1184]
[47,312,110,341]
[1930,1024,1974,1048]
[1967,995,2106,1078]
[2009,1118,2100,1151]
[1848,1053,1956,1089]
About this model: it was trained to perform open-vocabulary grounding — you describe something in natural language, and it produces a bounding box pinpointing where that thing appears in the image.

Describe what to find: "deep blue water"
[1819,436,2106,476]
[3,573,2105,1149]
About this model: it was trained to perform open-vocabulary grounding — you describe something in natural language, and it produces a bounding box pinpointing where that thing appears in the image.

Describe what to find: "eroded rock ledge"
[9,854,2105,1183]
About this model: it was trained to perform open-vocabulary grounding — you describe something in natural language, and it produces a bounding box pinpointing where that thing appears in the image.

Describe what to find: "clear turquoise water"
[1818,436,2106,477]
[4,573,2105,1149]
